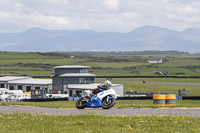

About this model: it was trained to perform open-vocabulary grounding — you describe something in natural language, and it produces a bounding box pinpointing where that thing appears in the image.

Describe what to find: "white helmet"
[104,80,112,87]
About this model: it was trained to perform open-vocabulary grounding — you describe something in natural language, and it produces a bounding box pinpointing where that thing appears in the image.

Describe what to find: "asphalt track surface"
[0,105,200,116]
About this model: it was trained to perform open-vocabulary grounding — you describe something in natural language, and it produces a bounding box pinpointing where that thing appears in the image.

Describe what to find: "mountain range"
[0,26,200,53]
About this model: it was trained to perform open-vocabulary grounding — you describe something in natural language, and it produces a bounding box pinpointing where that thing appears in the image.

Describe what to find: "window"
[0,84,5,88]
[18,85,22,90]
[10,86,14,90]
[79,78,94,84]
[80,69,88,73]
[35,87,40,90]
[32,90,41,95]
[26,86,31,92]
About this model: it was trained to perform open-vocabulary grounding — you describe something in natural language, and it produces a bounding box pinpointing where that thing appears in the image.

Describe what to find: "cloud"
[0,0,200,33]
[101,0,119,11]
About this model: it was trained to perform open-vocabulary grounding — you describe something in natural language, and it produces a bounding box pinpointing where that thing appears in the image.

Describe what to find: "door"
[69,90,73,97]
[76,91,82,97]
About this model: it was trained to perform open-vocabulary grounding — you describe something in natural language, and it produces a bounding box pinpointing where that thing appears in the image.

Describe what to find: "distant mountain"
[1,26,200,53]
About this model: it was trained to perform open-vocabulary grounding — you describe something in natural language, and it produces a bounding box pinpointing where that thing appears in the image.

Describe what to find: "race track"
[0,105,200,116]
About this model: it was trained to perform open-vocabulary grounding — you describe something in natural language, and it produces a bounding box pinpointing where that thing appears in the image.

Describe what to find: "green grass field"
[0,113,199,133]
[1,51,200,76]
[119,83,200,96]
[97,78,200,96]
[1,51,200,95]
[97,77,200,83]
[115,100,200,108]
[1,100,200,109]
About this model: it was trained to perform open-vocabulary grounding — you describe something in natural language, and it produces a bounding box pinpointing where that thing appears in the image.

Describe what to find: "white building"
[8,78,52,93]
[0,76,124,96]
[0,76,31,89]
[148,59,162,63]
[0,76,52,93]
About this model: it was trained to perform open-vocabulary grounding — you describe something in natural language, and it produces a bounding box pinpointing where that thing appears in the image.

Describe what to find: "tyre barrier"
[153,94,166,106]
[153,94,176,106]
[166,94,176,106]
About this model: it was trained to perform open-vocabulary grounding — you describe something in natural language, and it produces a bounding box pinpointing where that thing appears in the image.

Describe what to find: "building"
[52,65,96,94]
[148,59,162,63]
[7,78,52,93]
[0,76,31,89]
[0,65,124,97]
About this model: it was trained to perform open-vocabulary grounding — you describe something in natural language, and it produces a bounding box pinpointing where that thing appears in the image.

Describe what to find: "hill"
[1,26,200,53]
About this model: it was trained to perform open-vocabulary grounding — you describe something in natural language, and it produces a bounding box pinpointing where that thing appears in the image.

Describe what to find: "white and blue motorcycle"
[76,83,117,109]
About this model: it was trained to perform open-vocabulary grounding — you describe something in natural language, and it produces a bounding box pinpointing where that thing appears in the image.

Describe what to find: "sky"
[0,0,200,33]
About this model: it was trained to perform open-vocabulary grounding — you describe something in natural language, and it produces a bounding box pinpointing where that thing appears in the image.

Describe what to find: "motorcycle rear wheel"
[76,98,87,109]
[102,97,115,109]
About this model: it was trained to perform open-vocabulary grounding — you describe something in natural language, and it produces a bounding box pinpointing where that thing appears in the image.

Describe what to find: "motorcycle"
[76,87,117,109]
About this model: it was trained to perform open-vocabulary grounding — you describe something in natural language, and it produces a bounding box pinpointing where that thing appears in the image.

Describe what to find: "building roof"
[8,78,52,85]
[68,83,122,90]
[0,76,31,82]
[53,65,91,69]
[59,73,96,77]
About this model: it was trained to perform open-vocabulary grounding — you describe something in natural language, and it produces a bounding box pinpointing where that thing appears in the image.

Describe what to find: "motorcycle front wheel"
[76,98,87,109]
[102,97,116,109]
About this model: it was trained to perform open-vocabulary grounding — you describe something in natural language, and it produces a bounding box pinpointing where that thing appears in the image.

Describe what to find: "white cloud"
[101,0,119,11]
[0,0,200,33]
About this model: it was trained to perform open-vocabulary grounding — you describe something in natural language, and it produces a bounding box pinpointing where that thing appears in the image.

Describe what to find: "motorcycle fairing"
[86,95,102,108]
[97,89,117,100]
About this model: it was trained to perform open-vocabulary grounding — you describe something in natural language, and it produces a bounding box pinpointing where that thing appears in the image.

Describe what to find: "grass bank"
[96,78,200,96]
[115,82,200,96]
[1,51,200,76]
[0,113,199,133]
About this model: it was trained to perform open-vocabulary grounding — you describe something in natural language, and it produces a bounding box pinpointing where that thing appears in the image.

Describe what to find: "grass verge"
[115,100,200,108]
[0,113,199,133]
[1,100,200,109]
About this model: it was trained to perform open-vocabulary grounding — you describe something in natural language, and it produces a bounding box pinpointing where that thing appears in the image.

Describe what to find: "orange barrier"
[166,94,176,106]
[153,94,166,106]
[153,94,176,106]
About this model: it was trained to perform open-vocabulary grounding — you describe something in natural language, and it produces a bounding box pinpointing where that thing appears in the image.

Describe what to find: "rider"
[93,80,112,94]
[102,80,112,90]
